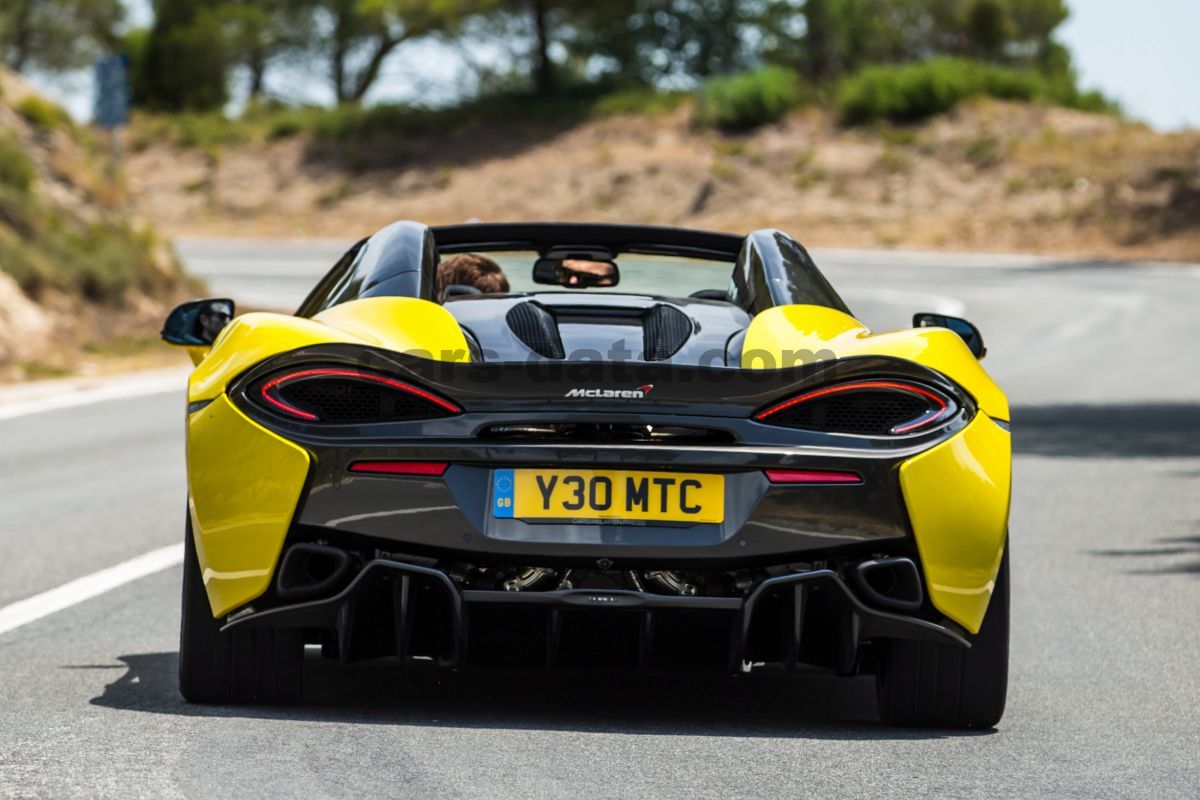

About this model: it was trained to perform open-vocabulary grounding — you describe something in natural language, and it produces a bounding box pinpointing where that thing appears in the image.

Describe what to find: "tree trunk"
[803,0,837,82]
[349,34,404,103]
[247,46,267,100]
[332,5,350,103]
[9,0,32,72]
[532,0,553,96]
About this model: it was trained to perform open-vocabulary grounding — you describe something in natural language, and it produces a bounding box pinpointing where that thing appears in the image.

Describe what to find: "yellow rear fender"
[741,304,1009,421]
[185,296,470,616]
[900,414,1011,633]
[187,395,311,617]
[188,296,471,404]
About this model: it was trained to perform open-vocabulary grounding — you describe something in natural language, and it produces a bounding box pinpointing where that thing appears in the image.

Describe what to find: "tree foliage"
[133,0,230,112]
[312,0,481,103]
[0,0,123,73]
[10,0,1086,121]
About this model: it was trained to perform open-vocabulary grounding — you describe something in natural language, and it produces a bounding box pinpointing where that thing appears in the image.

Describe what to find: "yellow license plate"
[492,468,724,523]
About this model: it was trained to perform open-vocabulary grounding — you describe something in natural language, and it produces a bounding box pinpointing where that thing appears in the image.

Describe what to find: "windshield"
[477,251,735,299]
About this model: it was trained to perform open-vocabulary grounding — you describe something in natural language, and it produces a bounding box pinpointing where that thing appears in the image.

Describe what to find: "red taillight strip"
[260,388,318,420]
[259,367,461,421]
[348,461,449,477]
[753,379,949,433]
[765,469,863,485]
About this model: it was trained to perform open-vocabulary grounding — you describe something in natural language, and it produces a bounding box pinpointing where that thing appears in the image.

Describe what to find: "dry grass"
[0,69,193,381]
[125,99,1200,262]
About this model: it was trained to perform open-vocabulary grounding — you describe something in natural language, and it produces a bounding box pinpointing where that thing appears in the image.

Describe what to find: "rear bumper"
[296,441,913,567]
[224,556,968,674]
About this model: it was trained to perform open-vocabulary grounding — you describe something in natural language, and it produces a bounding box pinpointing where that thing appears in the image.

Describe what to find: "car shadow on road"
[1012,403,1200,458]
[87,652,990,741]
[1091,533,1200,577]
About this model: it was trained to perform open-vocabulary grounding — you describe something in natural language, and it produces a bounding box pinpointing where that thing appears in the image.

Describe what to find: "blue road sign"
[94,54,130,128]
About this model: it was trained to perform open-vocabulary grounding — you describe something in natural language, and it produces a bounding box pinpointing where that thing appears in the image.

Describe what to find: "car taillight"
[348,461,448,477]
[754,380,953,436]
[255,368,460,423]
[765,469,863,484]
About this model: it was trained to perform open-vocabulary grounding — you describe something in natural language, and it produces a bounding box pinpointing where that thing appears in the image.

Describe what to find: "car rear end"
[191,343,1000,678]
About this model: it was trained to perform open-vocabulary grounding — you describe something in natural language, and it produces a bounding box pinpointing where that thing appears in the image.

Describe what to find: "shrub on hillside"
[0,133,36,193]
[693,67,806,131]
[836,58,1118,125]
[594,87,687,117]
[17,96,73,132]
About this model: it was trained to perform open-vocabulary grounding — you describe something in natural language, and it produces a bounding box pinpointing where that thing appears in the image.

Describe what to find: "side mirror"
[533,251,620,289]
[913,312,986,359]
[162,298,235,347]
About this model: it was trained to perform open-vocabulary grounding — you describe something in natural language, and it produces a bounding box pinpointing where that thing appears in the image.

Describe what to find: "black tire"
[179,512,303,704]
[876,545,1009,728]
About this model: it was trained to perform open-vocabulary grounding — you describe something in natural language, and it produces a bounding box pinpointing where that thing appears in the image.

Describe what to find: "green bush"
[17,96,73,132]
[837,58,1119,125]
[594,87,687,117]
[693,67,807,131]
[0,228,49,292]
[266,116,304,141]
[0,133,36,194]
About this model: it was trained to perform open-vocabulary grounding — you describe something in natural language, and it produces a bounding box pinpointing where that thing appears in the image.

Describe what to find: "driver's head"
[436,254,510,301]
[560,260,617,287]
[196,304,231,341]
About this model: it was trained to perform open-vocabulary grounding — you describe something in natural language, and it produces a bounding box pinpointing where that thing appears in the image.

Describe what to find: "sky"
[34,0,1200,132]
[1058,0,1199,130]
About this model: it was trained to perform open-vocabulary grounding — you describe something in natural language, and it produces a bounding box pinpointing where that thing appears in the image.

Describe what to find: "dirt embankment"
[127,99,1200,262]
[0,71,192,382]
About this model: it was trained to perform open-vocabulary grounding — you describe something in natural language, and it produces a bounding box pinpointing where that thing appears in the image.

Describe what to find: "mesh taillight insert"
[256,368,459,423]
[755,380,952,436]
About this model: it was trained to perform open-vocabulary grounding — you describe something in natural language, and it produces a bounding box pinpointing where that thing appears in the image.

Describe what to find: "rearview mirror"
[913,312,986,359]
[162,298,235,347]
[533,257,620,288]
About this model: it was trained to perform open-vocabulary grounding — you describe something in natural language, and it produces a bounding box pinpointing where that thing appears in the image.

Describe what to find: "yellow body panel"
[188,296,470,404]
[899,415,1011,633]
[187,395,311,617]
[741,305,1009,420]
[185,296,470,617]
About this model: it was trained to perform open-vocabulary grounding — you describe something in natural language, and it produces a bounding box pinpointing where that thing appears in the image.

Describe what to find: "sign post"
[93,54,131,173]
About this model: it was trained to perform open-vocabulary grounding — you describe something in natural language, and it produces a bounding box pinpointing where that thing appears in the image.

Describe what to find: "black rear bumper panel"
[223,558,968,674]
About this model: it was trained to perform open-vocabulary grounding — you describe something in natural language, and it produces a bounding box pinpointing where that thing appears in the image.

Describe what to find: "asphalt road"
[2,241,1198,799]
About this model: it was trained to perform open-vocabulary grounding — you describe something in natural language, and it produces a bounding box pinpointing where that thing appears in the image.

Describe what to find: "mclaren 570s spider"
[164,221,1010,728]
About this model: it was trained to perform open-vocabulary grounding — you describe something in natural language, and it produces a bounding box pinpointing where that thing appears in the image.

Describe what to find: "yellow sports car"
[164,222,1010,728]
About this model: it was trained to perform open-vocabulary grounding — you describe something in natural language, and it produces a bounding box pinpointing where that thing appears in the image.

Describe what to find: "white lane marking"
[0,544,183,636]
[842,285,967,317]
[0,369,188,422]
[1047,293,1147,343]
[327,505,458,527]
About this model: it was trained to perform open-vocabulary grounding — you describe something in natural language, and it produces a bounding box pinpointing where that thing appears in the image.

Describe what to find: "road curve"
[1,243,1197,799]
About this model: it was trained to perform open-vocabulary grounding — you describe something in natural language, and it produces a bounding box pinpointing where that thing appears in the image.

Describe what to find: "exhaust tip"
[851,557,924,611]
[276,543,353,600]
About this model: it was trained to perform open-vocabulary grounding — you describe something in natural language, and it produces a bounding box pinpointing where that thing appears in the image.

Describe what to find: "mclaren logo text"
[564,384,654,400]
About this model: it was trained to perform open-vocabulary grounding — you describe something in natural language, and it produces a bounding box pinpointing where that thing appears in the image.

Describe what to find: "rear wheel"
[179,512,302,704]
[876,545,1009,728]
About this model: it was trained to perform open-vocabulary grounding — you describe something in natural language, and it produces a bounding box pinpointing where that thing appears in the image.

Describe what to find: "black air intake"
[253,368,460,423]
[642,304,692,361]
[755,380,954,436]
[770,391,929,435]
[506,302,565,359]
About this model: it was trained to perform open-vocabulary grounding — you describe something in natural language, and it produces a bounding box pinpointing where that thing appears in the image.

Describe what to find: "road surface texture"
[1,240,1198,799]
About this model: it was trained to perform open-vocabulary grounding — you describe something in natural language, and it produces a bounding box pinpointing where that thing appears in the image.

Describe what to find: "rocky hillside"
[126,99,1200,262]
[0,71,192,381]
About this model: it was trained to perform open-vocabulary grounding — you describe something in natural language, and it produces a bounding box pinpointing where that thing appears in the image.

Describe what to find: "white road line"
[0,544,183,637]
[843,285,967,317]
[0,368,188,422]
